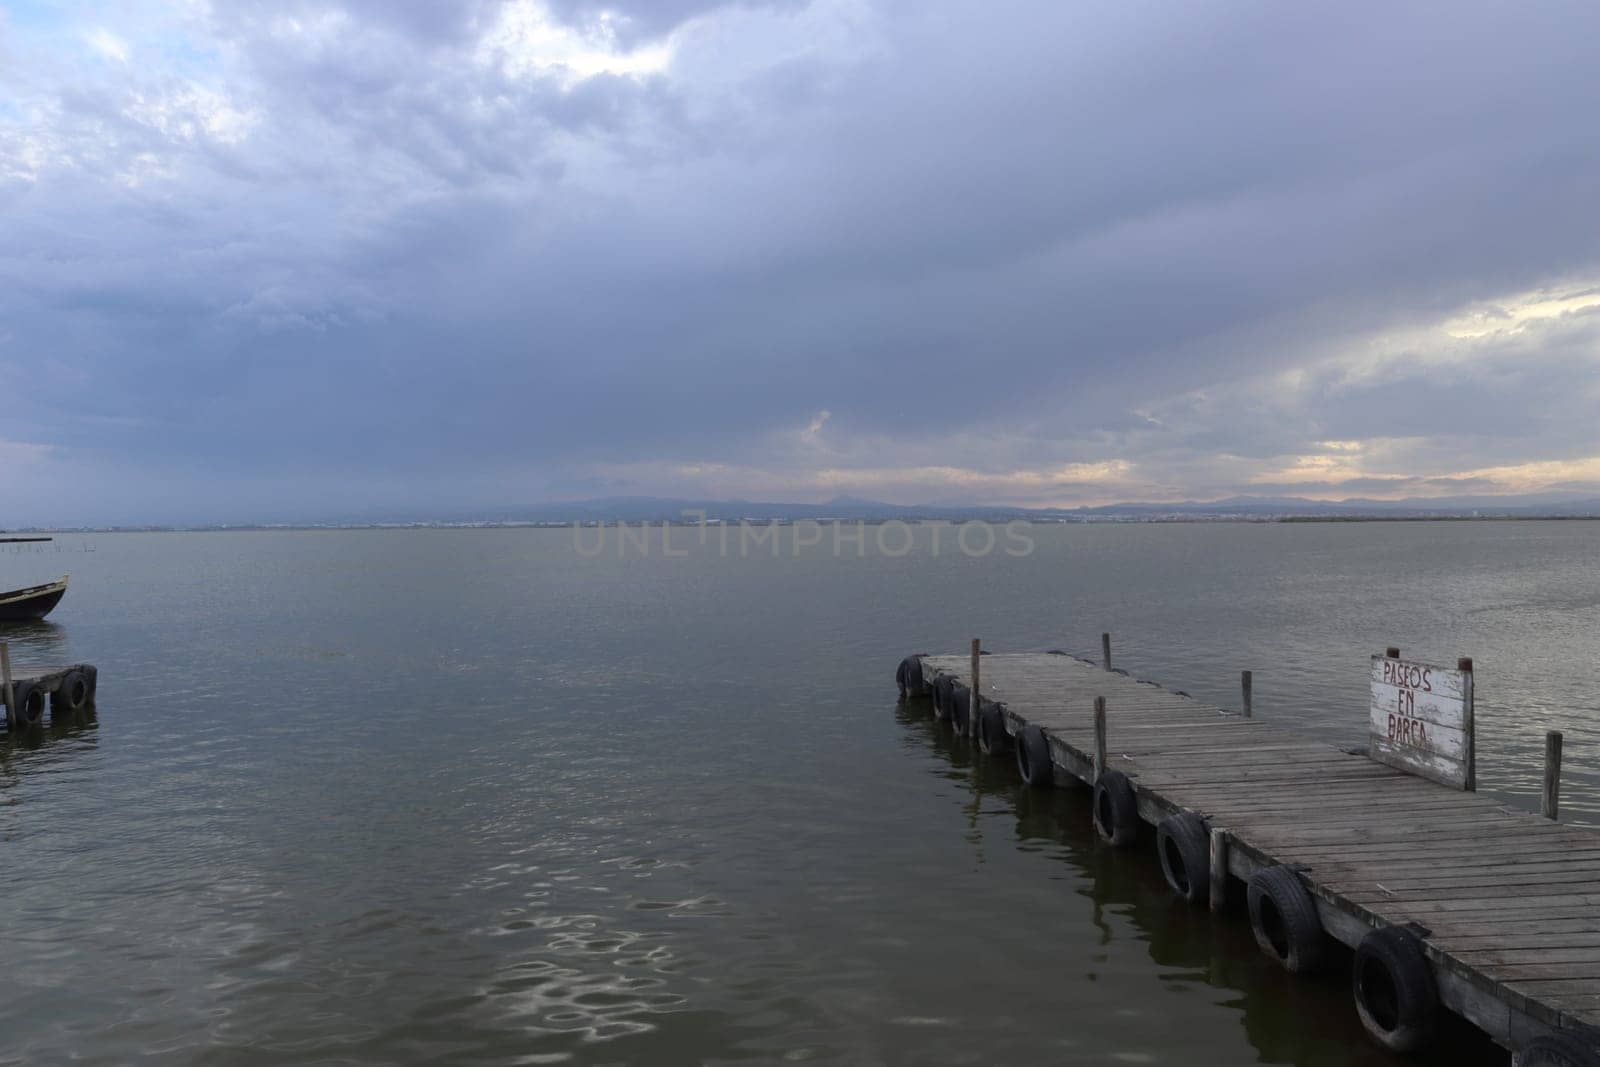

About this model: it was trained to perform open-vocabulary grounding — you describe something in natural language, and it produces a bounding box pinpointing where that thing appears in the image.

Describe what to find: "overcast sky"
[5,0,1600,524]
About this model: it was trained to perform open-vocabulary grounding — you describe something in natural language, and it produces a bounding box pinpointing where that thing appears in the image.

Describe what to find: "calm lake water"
[4,521,1597,1065]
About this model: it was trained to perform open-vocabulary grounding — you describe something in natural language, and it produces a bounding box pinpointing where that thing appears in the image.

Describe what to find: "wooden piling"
[0,643,14,731]
[1543,730,1564,821]
[1459,656,1475,791]
[1208,828,1228,912]
[969,638,981,739]
[1241,670,1252,718]
[1101,632,1111,671]
[1093,695,1107,782]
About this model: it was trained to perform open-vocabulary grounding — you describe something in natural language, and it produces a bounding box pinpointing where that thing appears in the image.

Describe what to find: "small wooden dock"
[1,642,97,732]
[900,646,1600,1062]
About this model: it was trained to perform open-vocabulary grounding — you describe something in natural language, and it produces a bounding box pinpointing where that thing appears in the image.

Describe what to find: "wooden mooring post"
[969,638,981,739]
[1208,828,1228,912]
[1092,695,1107,782]
[1459,657,1476,792]
[1240,670,1252,718]
[1101,632,1111,671]
[1,643,14,730]
[1543,730,1564,821]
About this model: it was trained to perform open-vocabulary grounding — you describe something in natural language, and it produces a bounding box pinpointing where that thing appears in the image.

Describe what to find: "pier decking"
[905,649,1599,1058]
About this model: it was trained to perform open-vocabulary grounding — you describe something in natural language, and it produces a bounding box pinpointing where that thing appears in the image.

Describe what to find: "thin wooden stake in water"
[970,637,981,739]
[1544,730,1564,821]
[1208,828,1228,912]
[1459,657,1476,792]
[1241,670,1253,719]
[1093,696,1107,783]
[1101,632,1112,671]
[1,642,15,731]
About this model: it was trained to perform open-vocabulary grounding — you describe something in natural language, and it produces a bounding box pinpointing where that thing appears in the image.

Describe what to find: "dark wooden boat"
[0,576,68,621]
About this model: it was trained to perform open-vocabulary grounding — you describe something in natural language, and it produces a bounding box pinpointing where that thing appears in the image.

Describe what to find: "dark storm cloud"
[4,0,1600,523]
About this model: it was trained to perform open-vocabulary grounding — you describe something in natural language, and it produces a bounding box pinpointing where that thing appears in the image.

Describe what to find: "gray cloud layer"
[3,0,1600,523]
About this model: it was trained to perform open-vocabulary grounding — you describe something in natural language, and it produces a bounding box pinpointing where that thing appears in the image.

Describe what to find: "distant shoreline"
[7,514,1600,535]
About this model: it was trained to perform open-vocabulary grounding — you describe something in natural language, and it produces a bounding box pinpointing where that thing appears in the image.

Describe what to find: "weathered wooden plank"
[1455,948,1600,965]
[1159,775,1452,798]
[1336,877,1600,904]
[1309,854,1600,879]
[1442,931,1600,951]
[1275,835,1600,858]
[1377,896,1600,918]
[1324,863,1600,890]
[1240,818,1562,844]
[1167,790,1484,815]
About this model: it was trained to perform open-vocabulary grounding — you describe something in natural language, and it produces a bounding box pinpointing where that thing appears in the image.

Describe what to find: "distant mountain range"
[13,492,1600,533]
[409,491,1600,525]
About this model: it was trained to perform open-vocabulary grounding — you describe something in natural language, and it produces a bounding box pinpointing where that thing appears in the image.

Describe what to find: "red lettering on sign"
[1381,660,1444,694]
[1385,714,1432,749]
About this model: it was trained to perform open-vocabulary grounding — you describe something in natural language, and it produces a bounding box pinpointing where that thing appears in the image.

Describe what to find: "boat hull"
[0,579,67,621]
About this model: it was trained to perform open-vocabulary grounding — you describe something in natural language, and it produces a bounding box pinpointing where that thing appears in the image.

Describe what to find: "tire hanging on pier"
[949,683,971,734]
[932,676,954,722]
[10,682,44,729]
[1353,926,1438,1054]
[1156,811,1210,904]
[1246,866,1325,974]
[1093,770,1139,846]
[1516,1032,1600,1066]
[978,705,1009,755]
[53,670,92,715]
[896,656,926,698]
[1015,725,1052,787]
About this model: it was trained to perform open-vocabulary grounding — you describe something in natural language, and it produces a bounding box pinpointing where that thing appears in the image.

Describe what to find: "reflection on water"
[899,701,1507,1066]
[0,619,69,665]
[0,707,98,757]
[0,525,1588,1063]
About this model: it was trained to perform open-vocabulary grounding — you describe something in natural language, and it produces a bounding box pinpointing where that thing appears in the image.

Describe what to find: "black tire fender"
[1015,725,1052,787]
[931,676,954,721]
[1353,925,1437,1053]
[53,670,92,715]
[896,656,926,698]
[978,705,1010,755]
[949,683,971,734]
[1516,1032,1600,1066]
[906,657,926,697]
[1156,811,1210,904]
[1247,866,1326,974]
[10,681,44,729]
[1093,770,1139,846]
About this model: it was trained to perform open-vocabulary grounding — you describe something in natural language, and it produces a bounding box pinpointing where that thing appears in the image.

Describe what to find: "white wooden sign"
[1369,654,1475,790]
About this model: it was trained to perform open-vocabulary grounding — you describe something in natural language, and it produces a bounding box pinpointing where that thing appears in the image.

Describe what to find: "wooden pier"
[899,646,1600,1063]
[1,642,97,732]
